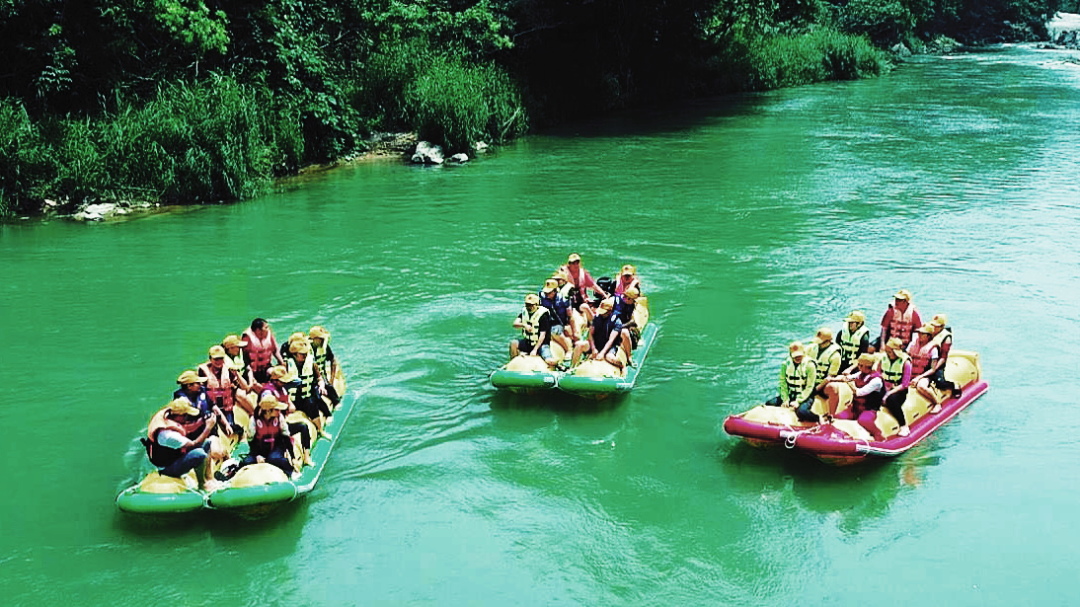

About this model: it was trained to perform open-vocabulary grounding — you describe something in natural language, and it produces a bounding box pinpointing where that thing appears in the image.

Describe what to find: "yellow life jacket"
[782,357,815,399]
[878,351,910,387]
[287,355,316,399]
[807,342,841,383]
[838,324,870,365]
[520,306,550,346]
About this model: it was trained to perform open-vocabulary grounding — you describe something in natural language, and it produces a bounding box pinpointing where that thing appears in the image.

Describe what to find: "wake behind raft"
[723,350,987,465]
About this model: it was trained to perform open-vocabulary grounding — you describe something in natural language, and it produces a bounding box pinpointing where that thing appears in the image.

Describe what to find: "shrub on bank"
[748,28,888,90]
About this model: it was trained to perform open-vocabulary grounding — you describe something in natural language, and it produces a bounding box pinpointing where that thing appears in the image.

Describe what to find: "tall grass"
[747,28,888,90]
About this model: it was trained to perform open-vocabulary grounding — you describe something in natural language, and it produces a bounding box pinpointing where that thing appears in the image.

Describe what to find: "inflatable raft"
[116,369,354,517]
[723,350,988,465]
[490,297,658,400]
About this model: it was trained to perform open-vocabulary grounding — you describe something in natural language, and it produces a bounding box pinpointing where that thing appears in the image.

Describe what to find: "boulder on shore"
[411,141,444,165]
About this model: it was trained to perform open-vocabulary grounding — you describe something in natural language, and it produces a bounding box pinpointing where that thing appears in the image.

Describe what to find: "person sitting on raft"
[572,297,625,369]
[823,353,887,440]
[223,334,259,397]
[538,279,574,357]
[877,289,922,352]
[261,366,314,466]
[309,325,341,407]
[561,253,609,319]
[510,293,559,368]
[906,324,942,412]
[173,369,229,436]
[286,338,333,438]
[241,395,296,478]
[765,341,818,422]
[876,337,914,437]
[143,398,225,491]
[614,265,641,296]
[198,345,252,437]
[613,288,641,366]
[242,318,285,385]
[924,314,962,403]
[806,327,842,396]
[552,269,585,341]
[836,310,871,371]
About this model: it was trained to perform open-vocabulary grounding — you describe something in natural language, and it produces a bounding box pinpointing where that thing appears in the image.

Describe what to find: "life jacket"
[886,305,917,345]
[243,328,276,373]
[229,353,249,380]
[907,339,936,375]
[520,305,551,346]
[614,276,640,296]
[838,324,870,366]
[287,354,316,400]
[313,339,333,381]
[929,327,953,361]
[261,384,291,410]
[252,414,283,454]
[172,388,210,417]
[592,314,620,350]
[539,292,571,325]
[807,342,840,383]
[198,362,234,410]
[143,409,200,467]
[782,357,815,399]
[851,370,884,408]
[878,352,910,389]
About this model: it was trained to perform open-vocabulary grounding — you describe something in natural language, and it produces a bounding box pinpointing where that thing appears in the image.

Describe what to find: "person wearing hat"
[240,395,296,477]
[875,337,914,436]
[766,342,819,422]
[878,290,922,352]
[510,293,558,367]
[559,253,609,312]
[286,338,332,436]
[920,314,962,407]
[907,324,944,411]
[242,318,285,384]
[309,326,341,407]
[173,369,212,417]
[280,331,310,361]
[836,310,871,371]
[142,398,224,489]
[260,366,314,463]
[614,264,642,297]
[826,353,887,441]
[552,269,585,340]
[538,279,574,357]
[198,345,252,434]
[806,327,842,394]
[613,288,641,365]
[571,297,625,369]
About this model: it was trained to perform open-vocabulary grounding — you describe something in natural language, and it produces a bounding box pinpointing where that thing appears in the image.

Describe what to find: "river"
[2,44,1078,606]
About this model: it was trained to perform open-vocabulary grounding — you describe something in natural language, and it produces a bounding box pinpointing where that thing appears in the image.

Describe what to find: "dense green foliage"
[0,0,1060,215]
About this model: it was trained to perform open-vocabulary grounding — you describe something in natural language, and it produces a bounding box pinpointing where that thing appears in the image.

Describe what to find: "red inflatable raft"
[723,350,988,465]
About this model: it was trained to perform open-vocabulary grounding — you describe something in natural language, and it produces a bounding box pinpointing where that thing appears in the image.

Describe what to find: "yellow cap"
[222,334,247,349]
[623,287,639,300]
[930,314,947,327]
[542,279,558,294]
[567,253,581,263]
[258,395,288,411]
[166,398,200,416]
[620,264,636,276]
[208,345,227,359]
[816,326,833,342]
[525,293,540,305]
[894,289,913,301]
[846,310,866,324]
[885,337,905,351]
[309,325,330,339]
[857,353,877,367]
[176,370,207,385]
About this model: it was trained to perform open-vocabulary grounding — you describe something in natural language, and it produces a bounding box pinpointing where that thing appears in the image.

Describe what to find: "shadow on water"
[719,441,916,533]
[488,389,632,441]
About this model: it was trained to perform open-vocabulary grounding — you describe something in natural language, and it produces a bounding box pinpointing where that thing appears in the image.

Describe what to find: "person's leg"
[795,397,819,422]
[765,395,784,407]
[509,338,519,360]
[857,410,886,441]
[161,448,208,478]
[266,450,295,477]
[883,389,908,427]
[571,341,589,366]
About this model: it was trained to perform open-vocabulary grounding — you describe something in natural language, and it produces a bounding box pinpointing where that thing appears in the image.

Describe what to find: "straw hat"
[176,370,207,385]
[816,326,834,343]
[309,325,330,340]
[258,395,288,411]
[845,310,866,324]
[166,398,200,417]
[222,334,247,349]
[208,345,227,359]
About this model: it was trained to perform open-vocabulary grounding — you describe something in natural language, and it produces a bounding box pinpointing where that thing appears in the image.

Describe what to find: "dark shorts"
[516,339,552,359]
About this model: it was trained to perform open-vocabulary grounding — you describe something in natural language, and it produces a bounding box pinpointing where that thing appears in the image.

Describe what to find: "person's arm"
[231,368,251,393]
[778,362,791,403]
[899,360,912,389]
[512,309,525,329]
[859,331,870,355]
[193,413,218,445]
[852,376,884,397]
[599,326,620,357]
[583,270,608,299]
[915,348,940,380]
[795,362,816,404]
[270,333,284,366]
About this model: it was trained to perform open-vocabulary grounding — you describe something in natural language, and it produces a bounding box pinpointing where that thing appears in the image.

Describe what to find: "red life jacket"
[887,304,917,345]
[144,409,201,467]
[614,276,640,296]
[198,362,234,410]
[907,340,936,375]
[851,370,883,409]
[243,328,276,373]
[253,414,283,453]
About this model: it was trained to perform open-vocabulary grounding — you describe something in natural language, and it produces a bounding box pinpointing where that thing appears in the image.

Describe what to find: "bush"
[748,28,888,90]
[0,99,54,216]
[404,55,527,151]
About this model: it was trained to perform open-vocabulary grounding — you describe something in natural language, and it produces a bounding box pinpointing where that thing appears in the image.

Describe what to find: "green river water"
[2,44,1079,606]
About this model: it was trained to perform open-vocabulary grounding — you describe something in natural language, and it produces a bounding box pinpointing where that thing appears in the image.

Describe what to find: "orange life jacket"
[198,362,234,410]
[887,305,917,346]
[243,328,276,373]
[907,339,936,375]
